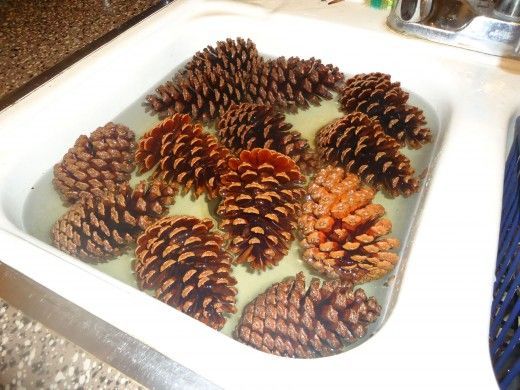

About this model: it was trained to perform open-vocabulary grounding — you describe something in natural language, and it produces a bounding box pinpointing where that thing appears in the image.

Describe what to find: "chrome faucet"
[387,0,520,58]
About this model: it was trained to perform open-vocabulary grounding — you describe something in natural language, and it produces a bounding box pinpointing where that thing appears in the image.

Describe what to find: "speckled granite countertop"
[0,0,166,106]
[0,0,170,387]
[0,300,143,389]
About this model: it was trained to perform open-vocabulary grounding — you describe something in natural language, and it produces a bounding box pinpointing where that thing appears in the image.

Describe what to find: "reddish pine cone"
[135,113,230,199]
[51,181,177,262]
[53,122,136,203]
[146,38,262,122]
[316,112,419,197]
[340,73,431,148]
[217,103,316,173]
[234,272,381,358]
[134,216,237,330]
[299,166,399,284]
[264,56,344,111]
[217,148,305,270]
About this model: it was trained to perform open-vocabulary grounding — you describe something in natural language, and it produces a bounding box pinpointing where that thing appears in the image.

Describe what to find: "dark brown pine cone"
[217,148,305,270]
[234,272,380,358]
[51,180,176,262]
[316,112,419,197]
[134,216,237,330]
[135,113,230,199]
[298,166,399,284]
[340,73,431,148]
[217,103,316,174]
[263,56,344,112]
[53,122,136,203]
[146,38,263,122]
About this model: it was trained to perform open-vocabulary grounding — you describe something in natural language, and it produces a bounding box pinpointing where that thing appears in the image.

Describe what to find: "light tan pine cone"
[217,148,305,270]
[299,166,399,284]
[234,272,380,358]
[217,103,316,173]
[340,73,431,148]
[51,180,176,262]
[134,216,237,330]
[316,112,419,197]
[263,56,344,112]
[53,122,136,203]
[146,38,262,122]
[135,113,230,199]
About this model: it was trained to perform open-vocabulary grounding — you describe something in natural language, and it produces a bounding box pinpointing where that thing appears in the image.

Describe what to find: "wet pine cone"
[316,112,419,197]
[146,38,262,122]
[135,113,230,199]
[51,180,176,262]
[340,73,431,148]
[217,148,305,270]
[299,166,399,284]
[264,56,344,112]
[234,272,381,358]
[217,103,316,173]
[53,122,136,203]
[134,216,237,330]
[146,38,345,121]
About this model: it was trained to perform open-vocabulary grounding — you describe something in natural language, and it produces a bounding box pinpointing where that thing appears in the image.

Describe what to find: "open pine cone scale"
[134,216,237,330]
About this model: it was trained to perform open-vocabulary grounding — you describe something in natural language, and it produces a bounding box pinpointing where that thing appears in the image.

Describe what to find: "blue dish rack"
[491,117,520,389]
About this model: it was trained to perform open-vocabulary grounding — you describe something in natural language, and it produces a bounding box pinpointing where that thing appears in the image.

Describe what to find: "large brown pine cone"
[135,113,230,199]
[299,166,399,284]
[51,180,176,262]
[146,38,345,121]
[217,148,305,270]
[316,112,419,197]
[263,56,344,112]
[217,103,316,173]
[340,73,431,148]
[53,123,136,203]
[146,38,262,122]
[134,216,237,330]
[234,272,380,358]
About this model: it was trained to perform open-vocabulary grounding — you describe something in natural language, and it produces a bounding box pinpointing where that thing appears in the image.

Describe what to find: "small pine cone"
[234,272,381,358]
[135,113,230,199]
[187,37,261,75]
[266,56,344,111]
[217,148,305,270]
[53,123,136,203]
[134,216,237,330]
[340,73,431,148]
[298,166,399,284]
[217,103,316,174]
[316,112,419,197]
[51,180,177,262]
[146,38,262,122]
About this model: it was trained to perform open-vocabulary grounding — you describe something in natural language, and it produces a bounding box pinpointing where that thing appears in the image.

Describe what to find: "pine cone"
[340,73,431,148]
[217,103,316,173]
[146,38,263,122]
[217,148,305,270]
[134,216,237,330]
[135,113,230,199]
[263,56,344,112]
[316,112,419,197]
[234,272,380,358]
[298,166,399,284]
[53,123,136,203]
[51,180,176,262]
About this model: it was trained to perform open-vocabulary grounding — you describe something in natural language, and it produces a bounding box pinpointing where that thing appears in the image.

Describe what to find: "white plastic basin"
[0,0,519,388]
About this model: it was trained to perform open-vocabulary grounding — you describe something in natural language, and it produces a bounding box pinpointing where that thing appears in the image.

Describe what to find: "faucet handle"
[395,0,433,23]
[494,0,520,21]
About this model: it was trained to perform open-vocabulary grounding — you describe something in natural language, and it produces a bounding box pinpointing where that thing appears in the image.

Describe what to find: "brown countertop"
[0,0,166,107]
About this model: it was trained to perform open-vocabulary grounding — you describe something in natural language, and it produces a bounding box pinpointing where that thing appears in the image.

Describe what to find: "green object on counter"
[368,0,394,9]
